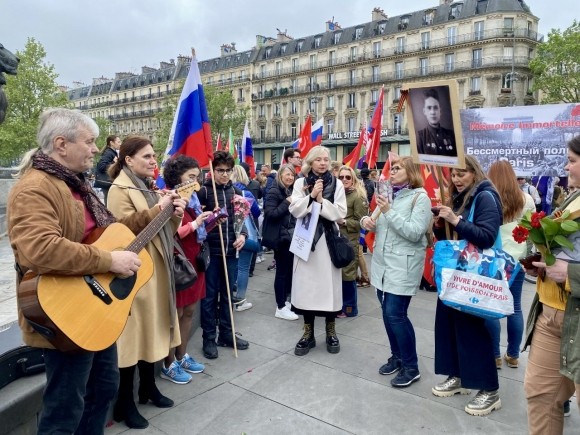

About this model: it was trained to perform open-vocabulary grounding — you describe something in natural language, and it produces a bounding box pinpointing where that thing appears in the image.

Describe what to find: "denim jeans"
[201,254,238,340]
[342,280,358,316]
[485,269,525,358]
[376,289,418,371]
[37,344,119,435]
[236,247,254,299]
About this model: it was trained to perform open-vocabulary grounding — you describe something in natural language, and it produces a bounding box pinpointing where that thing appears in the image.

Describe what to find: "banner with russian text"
[460,103,580,177]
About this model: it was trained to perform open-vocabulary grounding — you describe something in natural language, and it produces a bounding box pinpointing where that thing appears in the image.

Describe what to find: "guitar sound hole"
[109,274,138,300]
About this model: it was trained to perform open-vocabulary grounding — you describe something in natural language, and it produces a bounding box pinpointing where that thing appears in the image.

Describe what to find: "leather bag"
[174,238,197,292]
[195,241,211,272]
[324,220,355,268]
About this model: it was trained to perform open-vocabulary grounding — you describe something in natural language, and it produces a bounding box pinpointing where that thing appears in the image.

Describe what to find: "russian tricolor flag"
[158,51,213,187]
[240,121,255,178]
[292,117,324,150]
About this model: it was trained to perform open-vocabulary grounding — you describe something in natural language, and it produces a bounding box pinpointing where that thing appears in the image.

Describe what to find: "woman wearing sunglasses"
[361,157,432,388]
[336,166,368,317]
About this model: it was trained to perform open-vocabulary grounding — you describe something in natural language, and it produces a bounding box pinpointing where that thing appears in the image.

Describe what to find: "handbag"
[174,238,197,292]
[324,220,355,268]
[243,216,261,253]
[432,191,520,320]
[195,241,211,272]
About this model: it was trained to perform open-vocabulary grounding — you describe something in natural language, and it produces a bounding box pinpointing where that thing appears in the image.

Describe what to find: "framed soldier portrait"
[406,80,465,169]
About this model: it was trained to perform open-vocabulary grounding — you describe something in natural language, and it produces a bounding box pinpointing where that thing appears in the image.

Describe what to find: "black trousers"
[434,299,499,391]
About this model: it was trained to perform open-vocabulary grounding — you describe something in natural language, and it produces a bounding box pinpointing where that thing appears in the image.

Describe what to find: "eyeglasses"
[391,166,404,173]
[214,168,233,175]
[292,155,302,160]
[338,175,352,181]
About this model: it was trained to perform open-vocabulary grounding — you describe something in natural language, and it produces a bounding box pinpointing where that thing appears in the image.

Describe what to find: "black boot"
[326,319,340,354]
[113,365,149,429]
[295,320,316,356]
[137,361,174,408]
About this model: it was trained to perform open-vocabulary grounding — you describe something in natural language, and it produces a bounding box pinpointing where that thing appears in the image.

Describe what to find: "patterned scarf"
[392,182,410,198]
[32,153,116,227]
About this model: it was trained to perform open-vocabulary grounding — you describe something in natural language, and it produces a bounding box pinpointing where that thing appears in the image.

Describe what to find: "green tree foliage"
[92,117,112,151]
[154,82,249,164]
[529,20,580,103]
[0,38,69,161]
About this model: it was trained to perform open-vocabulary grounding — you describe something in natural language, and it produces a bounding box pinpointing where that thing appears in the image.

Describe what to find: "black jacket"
[262,183,296,249]
[433,180,502,249]
[198,180,244,256]
[94,147,117,190]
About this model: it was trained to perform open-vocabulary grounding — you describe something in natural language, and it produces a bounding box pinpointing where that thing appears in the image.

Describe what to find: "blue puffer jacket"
[434,179,503,249]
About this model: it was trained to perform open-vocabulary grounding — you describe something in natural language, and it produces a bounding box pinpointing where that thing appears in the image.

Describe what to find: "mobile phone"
[204,207,229,232]
[431,207,440,216]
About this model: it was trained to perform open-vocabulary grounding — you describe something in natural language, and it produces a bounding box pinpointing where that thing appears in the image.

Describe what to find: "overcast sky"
[1,0,574,88]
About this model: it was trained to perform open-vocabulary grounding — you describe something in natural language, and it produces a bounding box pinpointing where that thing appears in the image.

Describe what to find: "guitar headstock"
[175,180,200,202]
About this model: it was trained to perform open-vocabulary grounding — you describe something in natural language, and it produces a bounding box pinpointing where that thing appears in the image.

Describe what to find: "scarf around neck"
[32,153,116,227]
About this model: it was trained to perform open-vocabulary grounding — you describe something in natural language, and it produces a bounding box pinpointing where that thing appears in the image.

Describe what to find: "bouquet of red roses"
[232,194,251,258]
[513,209,580,266]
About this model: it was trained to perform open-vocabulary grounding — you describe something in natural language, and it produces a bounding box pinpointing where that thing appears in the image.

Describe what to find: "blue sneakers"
[160,360,192,384]
[179,353,205,374]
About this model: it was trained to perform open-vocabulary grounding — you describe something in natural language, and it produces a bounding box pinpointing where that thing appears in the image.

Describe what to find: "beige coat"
[107,171,181,367]
[289,177,347,312]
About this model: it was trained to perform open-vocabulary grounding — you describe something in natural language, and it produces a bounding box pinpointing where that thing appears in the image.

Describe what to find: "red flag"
[365,86,384,168]
[298,115,313,156]
[343,123,367,168]
[369,151,399,212]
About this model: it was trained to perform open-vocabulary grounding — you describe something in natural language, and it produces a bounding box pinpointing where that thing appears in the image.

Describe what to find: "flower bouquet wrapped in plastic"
[232,194,250,258]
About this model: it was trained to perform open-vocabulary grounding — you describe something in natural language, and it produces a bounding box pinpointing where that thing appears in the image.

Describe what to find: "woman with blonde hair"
[486,160,533,369]
[361,156,431,387]
[337,165,368,317]
[290,146,347,355]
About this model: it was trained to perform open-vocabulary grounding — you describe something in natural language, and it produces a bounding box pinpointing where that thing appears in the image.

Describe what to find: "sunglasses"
[391,166,404,172]
[338,175,352,180]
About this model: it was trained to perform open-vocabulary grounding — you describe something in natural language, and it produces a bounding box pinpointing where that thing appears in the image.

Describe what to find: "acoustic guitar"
[18,181,198,352]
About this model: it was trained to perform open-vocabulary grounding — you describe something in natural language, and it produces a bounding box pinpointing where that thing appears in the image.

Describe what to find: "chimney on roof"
[276,29,293,42]
[220,43,238,57]
[159,61,173,69]
[92,76,111,85]
[325,19,341,32]
[440,0,453,5]
[372,7,388,21]
[141,66,157,74]
[114,72,136,80]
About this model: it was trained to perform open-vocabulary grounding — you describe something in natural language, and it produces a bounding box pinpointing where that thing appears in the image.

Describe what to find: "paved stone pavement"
[0,236,578,434]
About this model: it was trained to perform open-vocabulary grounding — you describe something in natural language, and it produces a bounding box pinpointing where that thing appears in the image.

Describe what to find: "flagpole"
[208,160,238,357]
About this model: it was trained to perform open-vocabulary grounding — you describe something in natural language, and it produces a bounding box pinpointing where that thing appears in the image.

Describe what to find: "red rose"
[512,225,529,243]
[530,211,546,228]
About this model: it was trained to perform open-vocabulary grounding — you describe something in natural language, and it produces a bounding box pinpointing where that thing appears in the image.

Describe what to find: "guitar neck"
[126,205,174,253]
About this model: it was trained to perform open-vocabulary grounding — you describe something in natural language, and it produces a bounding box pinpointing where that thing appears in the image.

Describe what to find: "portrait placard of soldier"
[407,80,465,169]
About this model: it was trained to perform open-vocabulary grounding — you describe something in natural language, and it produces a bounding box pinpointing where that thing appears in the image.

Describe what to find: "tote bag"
[243,216,261,253]
[433,191,520,320]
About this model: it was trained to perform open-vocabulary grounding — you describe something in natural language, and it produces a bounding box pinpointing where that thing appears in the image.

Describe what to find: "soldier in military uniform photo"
[415,88,457,157]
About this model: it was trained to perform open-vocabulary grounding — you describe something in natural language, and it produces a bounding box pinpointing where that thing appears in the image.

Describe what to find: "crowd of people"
[7,107,580,434]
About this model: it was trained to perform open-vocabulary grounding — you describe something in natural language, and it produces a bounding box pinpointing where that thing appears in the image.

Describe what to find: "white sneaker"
[275,305,299,320]
[256,256,264,264]
[235,301,253,312]
[285,301,291,308]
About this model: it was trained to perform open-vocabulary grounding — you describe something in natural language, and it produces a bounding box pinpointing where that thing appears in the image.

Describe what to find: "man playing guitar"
[7,108,185,434]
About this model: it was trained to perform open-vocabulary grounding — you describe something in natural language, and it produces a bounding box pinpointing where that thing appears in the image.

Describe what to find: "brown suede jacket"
[7,168,159,348]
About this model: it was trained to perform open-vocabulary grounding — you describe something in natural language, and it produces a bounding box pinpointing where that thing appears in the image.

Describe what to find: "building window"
[281,44,287,54]
[347,116,356,131]
[350,46,357,61]
[503,46,514,64]
[297,40,304,52]
[395,36,405,54]
[421,32,430,50]
[504,17,514,34]
[445,53,455,72]
[378,22,386,34]
[395,61,404,80]
[424,10,435,26]
[373,41,381,57]
[274,124,281,141]
[265,47,271,59]
[372,65,380,82]
[502,73,513,89]
[329,50,337,66]
[471,76,481,92]
[334,31,342,44]
[260,126,266,142]
[309,54,317,69]
[349,70,356,85]
[327,95,334,109]
[291,79,297,93]
[474,21,484,41]
[399,16,409,30]
[291,122,297,139]
[292,58,298,73]
[327,72,335,88]
[315,35,322,47]
[259,104,265,117]
[309,97,316,113]
[274,103,280,116]
[355,28,363,40]
[260,65,266,78]
[394,86,401,100]
[393,113,402,134]
[290,100,297,114]
[449,3,463,19]
[447,26,457,45]
[419,58,429,76]
[327,118,335,135]
[371,89,379,103]
[472,48,482,68]
[348,93,356,108]
[308,76,317,91]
